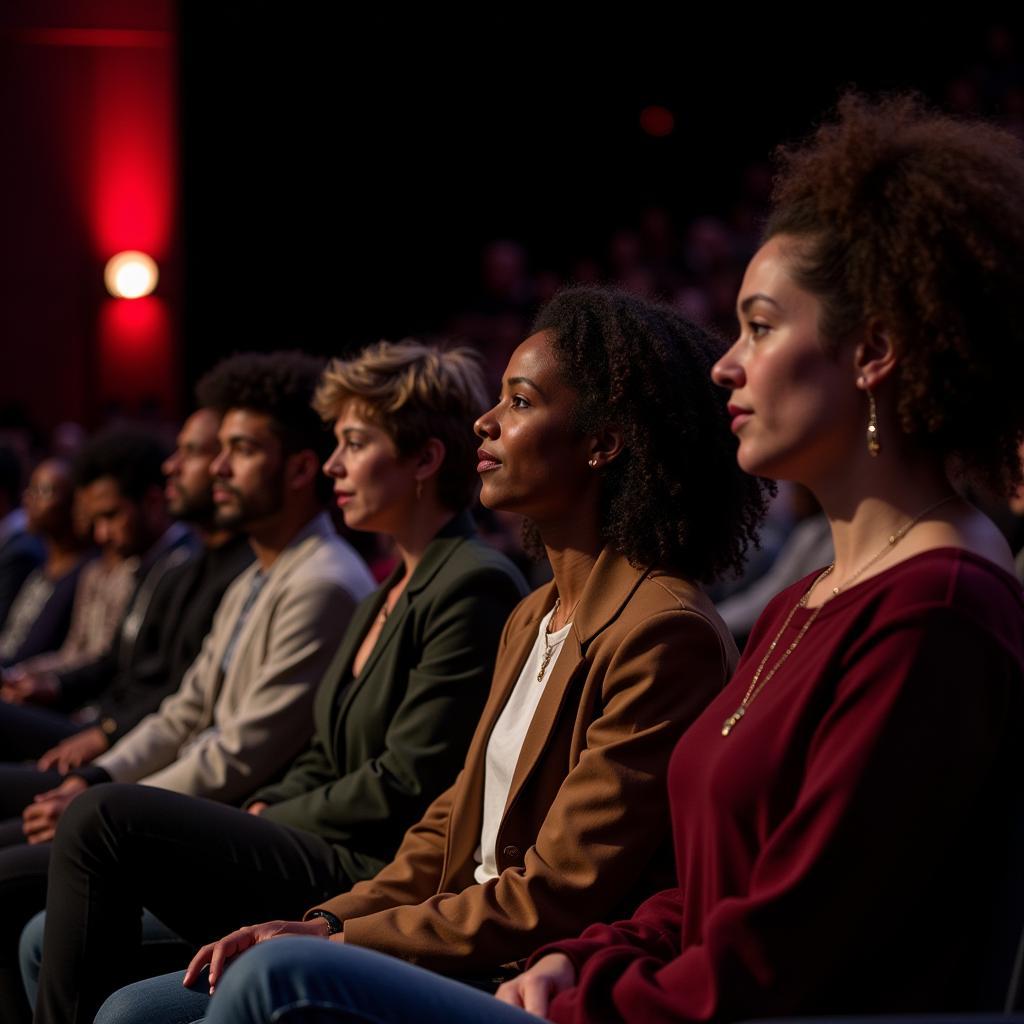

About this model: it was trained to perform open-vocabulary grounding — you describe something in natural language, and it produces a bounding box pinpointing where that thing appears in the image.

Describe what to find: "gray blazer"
[94,513,375,803]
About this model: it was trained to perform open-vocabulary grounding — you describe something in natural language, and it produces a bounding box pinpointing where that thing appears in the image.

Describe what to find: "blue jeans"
[19,909,190,1014]
[94,939,545,1024]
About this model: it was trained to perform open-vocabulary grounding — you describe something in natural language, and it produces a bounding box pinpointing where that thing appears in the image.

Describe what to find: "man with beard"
[23,352,375,825]
[0,354,374,1024]
[0,430,196,762]
[29,408,255,777]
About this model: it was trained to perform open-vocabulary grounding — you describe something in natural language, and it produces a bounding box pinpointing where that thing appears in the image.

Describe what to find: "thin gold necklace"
[720,495,955,737]
[537,595,580,682]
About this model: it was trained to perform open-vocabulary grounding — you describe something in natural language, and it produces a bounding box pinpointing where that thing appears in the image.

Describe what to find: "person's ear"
[852,317,898,390]
[286,450,321,492]
[413,438,446,483]
[586,426,625,471]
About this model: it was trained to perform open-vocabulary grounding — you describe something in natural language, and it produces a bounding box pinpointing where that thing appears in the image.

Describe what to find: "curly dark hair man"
[71,429,166,501]
[196,351,332,503]
[529,286,769,581]
[765,91,1024,494]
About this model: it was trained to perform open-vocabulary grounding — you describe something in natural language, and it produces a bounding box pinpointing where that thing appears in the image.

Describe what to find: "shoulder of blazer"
[403,511,481,597]
[593,565,734,667]
[499,548,727,654]
[413,536,529,607]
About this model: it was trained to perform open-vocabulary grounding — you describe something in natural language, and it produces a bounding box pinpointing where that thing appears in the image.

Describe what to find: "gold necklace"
[720,495,955,737]
[536,596,579,682]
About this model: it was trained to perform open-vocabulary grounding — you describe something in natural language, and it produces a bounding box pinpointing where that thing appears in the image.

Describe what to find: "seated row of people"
[4,93,1024,1024]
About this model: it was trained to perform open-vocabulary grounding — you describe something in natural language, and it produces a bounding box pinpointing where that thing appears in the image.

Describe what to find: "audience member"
[0,353,374,1024]
[10,536,135,679]
[157,92,1024,1024]
[0,430,195,759]
[0,447,44,631]
[0,459,90,666]
[85,288,767,1024]
[32,408,254,775]
[19,341,528,1020]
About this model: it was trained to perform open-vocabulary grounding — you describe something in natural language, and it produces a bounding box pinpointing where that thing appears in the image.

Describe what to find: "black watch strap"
[307,910,343,935]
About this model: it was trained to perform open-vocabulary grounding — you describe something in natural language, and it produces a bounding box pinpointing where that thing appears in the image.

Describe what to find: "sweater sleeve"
[545,608,1020,1024]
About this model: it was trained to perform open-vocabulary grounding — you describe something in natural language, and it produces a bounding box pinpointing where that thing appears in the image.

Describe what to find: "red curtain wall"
[0,0,180,431]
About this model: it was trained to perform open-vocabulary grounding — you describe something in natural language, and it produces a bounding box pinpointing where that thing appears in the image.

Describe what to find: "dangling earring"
[861,377,880,457]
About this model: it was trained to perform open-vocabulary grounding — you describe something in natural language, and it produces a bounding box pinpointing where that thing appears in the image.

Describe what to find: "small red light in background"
[640,105,675,138]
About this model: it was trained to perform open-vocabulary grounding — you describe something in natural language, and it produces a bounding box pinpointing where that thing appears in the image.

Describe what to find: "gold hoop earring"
[863,381,880,457]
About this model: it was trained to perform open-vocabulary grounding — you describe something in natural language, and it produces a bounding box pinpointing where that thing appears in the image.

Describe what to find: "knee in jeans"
[213,937,328,1009]
[18,909,46,1006]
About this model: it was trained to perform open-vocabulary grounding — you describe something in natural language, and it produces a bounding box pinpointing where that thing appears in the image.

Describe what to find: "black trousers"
[0,765,61,1024]
[34,783,353,1024]
[0,701,81,762]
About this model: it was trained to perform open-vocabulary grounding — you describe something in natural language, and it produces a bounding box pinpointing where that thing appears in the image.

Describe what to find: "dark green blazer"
[253,512,528,883]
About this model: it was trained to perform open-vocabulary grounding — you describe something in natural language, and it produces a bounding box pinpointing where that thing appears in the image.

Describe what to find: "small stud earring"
[588,458,598,468]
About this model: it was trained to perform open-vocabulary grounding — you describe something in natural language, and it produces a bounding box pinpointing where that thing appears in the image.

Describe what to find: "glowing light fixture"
[104,250,159,299]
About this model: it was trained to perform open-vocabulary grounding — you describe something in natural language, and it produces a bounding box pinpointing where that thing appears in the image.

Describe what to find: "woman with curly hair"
[83,288,767,1024]
[490,94,1024,1022]
[187,95,1022,1024]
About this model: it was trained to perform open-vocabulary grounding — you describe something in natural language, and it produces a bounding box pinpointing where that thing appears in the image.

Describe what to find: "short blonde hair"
[314,340,488,510]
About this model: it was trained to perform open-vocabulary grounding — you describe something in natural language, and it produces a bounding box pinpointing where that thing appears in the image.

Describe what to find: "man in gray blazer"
[20,351,375,833]
[0,353,376,1024]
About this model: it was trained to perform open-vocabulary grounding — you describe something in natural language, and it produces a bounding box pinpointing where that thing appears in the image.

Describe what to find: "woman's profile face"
[711,235,860,485]
[322,406,418,535]
[474,331,592,523]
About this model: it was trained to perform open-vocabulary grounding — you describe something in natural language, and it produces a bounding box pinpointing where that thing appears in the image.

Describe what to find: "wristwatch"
[307,910,343,936]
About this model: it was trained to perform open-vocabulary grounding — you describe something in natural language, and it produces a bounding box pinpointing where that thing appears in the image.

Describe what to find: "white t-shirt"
[473,607,572,884]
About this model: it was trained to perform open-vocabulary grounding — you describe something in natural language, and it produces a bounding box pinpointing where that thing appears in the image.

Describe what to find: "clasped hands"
[0,670,60,706]
[22,775,87,844]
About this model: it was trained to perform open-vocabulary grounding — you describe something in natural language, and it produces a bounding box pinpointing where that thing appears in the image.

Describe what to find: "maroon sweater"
[540,548,1024,1022]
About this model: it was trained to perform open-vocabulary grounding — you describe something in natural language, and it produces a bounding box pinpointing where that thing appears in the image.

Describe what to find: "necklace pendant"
[537,648,553,683]
[721,706,745,736]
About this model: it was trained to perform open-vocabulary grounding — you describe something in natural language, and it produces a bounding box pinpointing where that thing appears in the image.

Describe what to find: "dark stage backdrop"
[178,11,1021,380]
[1,4,1019,434]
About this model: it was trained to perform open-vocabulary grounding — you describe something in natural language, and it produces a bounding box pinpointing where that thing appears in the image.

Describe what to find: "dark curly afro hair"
[527,286,769,582]
[196,351,331,502]
[766,92,1024,494]
[71,429,167,501]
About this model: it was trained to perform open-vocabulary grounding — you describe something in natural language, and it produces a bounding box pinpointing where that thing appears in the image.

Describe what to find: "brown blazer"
[308,546,737,973]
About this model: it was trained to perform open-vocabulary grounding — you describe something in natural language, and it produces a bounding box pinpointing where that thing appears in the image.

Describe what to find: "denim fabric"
[20,909,190,1014]
[91,939,544,1024]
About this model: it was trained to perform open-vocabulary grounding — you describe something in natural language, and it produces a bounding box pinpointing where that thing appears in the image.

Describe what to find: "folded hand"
[183,918,330,994]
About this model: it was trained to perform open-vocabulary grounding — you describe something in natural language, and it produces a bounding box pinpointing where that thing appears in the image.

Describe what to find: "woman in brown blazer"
[92,287,768,1024]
